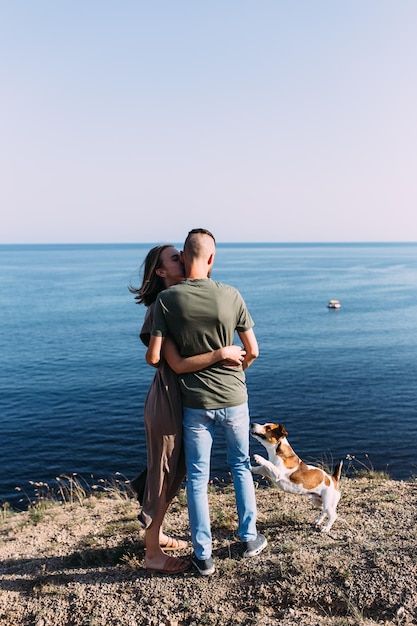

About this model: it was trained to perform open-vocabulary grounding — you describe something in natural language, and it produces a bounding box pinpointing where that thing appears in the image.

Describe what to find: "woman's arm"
[163,337,245,373]
[147,336,244,374]
[146,335,163,367]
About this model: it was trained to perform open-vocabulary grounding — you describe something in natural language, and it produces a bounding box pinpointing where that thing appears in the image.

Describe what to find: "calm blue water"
[1,243,417,509]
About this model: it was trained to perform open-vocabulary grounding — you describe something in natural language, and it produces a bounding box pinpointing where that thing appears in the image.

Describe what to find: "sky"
[1,1,417,244]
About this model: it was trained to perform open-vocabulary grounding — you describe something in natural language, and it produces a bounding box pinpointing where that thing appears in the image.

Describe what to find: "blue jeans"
[182,403,258,560]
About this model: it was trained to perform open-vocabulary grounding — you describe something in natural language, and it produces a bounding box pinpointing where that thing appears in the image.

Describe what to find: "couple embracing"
[130,228,267,576]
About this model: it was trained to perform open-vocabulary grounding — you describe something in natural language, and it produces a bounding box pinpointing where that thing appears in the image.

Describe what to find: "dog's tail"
[332,460,343,488]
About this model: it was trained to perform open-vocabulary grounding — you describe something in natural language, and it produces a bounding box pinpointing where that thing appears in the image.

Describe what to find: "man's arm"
[237,328,259,370]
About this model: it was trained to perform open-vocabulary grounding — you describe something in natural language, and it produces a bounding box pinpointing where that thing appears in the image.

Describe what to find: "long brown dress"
[138,304,186,529]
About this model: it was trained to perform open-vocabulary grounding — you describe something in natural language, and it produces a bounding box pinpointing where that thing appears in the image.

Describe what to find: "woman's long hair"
[128,244,173,307]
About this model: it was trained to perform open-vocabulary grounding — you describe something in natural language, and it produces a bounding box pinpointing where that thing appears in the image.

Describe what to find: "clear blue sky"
[1,1,416,244]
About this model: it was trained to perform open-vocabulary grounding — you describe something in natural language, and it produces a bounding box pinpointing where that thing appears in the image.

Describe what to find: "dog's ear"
[279,424,288,437]
[270,424,284,440]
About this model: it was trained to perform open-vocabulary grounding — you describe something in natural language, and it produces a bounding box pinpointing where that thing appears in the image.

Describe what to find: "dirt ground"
[1,474,416,626]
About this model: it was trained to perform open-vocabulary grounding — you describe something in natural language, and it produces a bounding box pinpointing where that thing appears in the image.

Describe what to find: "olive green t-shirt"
[151,278,254,409]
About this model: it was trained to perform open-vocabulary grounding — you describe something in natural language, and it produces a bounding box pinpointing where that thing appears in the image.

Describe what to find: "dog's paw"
[253,454,265,465]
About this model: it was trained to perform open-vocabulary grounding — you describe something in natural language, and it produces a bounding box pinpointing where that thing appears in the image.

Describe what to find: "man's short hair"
[184,228,216,257]
[184,228,216,245]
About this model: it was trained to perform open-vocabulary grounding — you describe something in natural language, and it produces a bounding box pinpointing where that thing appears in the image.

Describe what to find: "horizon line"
[1,240,417,247]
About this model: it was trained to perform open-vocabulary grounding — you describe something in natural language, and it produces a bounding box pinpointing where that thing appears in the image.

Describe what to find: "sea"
[1,242,417,510]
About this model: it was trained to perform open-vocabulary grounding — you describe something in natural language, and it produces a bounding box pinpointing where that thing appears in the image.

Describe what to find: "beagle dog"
[251,422,343,532]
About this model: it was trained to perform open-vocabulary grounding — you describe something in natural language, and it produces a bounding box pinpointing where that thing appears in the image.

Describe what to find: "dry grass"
[1,473,417,626]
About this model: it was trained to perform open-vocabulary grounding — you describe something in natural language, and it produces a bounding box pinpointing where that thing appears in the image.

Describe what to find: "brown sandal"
[159,536,188,551]
[146,555,191,575]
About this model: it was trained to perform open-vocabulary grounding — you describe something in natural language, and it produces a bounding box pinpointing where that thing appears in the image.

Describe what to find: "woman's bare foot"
[158,533,188,550]
[145,553,191,574]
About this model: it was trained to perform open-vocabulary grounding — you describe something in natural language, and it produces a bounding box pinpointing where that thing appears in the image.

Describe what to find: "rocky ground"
[1,472,416,626]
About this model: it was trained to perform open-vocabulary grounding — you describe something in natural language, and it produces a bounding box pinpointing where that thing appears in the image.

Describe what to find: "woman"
[130,244,244,574]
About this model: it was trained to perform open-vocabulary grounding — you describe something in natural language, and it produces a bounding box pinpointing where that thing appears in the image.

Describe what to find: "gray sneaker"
[243,533,267,558]
[191,553,215,576]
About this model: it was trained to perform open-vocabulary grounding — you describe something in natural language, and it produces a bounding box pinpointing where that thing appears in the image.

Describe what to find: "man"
[146,228,267,575]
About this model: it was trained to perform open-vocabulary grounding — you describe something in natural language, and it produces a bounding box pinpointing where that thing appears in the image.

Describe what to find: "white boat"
[327,299,341,309]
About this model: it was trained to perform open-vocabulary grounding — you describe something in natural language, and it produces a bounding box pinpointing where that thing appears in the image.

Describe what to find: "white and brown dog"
[251,422,343,532]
